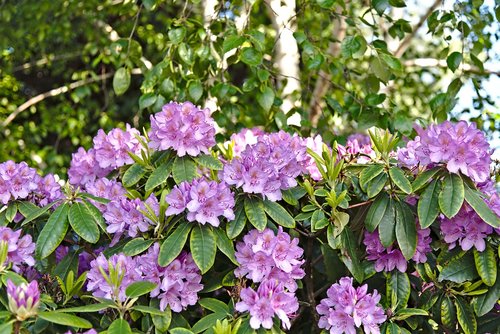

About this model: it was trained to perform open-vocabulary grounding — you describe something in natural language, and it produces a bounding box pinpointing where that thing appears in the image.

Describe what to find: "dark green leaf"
[412,167,440,192]
[366,172,388,198]
[389,167,412,194]
[340,229,364,282]
[418,179,442,228]
[35,203,69,259]
[125,281,157,298]
[123,238,155,256]
[393,308,428,320]
[474,245,497,287]
[464,185,500,228]
[473,268,500,316]
[188,81,203,102]
[226,203,246,239]
[395,201,417,260]
[370,57,391,82]
[389,0,406,7]
[455,297,477,334]
[158,223,192,266]
[439,253,478,283]
[316,0,335,9]
[263,200,295,228]
[240,47,262,66]
[132,305,165,316]
[257,87,275,112]
[168,27,186,44]
[441,296,457,330]
[213,228,238,265]
[21,201,59,226]
[38,312,92,328]
[387,271,410,309]
[190,225,217,274]
[439,173,464,218]
[68,202,99,243]
[372,0,389,15]
[199,298,230,315]
[113,67,131,96]
[194,155,223,170]
[122,163,147,188]
[223,35,245,53]
[378,197,396,247]
[380,53,403,72]
[172,156,198,184]
[108,318,132,334]
[447,52,463,72]
[192,313,226,333]
[139,93,157,110]
[56,302,114,313]
[244,197,267,231]
[145,160,173,192]
[365,193,390,232]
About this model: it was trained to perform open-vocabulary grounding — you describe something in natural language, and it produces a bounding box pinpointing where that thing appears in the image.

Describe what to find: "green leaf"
[473,268,500,316]
[359,164,384,190]
[474,245,497,287]
[68,202,99,243]
[439,173,464,218]
[378,197,396,247]
[417,179,442,228]
[223,35,245,53]
[447,52,463,72]
[365,193,390,232]
[35,203,69,259]
[262,200,295,228]
[190,225,217,274]
[108,318,132,334]
[439,253,478,283]
[0,322,12,334]
[226,203,246,239]
[244,197,267,231]
[366,172,388,198]
[199,298,230,315]
[213,228,238,265]
[393,308,428,321]
[113,67,131,96]
[340,229,364,282]
[122,163,147,188]
[341,36,366,58]
[412,167,440,192]
[1,271,27,285]
[257,86,275,112]
[370,57,391,82]
[139,93,157,110]
[455,297,477,334]
[464,185,500,228]
[168,27,186,44]
[316,0,335,8]
[125,281,158,298]
[389,0,406,7]
[194,155,223,170]
[123,238,155,256]
[152,301,172,331]
[441,296,457,330]
[380,53,403,72]
[372,0,389,14]
[188,81,203,102]
[158,223,193,266]
[170,328,194,334]
[192,313,226,333]
[172,156,198,184]
[240,47,262,66]
[389,167,412,194]
[132,305,165,316]
[145,160,173,192]
[395,202,417,260]
[56,303,113,313]
[21,201,59,226]
[38,312,92,328]
[387,271,411,309]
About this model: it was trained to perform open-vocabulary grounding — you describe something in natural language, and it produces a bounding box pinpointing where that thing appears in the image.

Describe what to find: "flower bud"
[6,279,40,321]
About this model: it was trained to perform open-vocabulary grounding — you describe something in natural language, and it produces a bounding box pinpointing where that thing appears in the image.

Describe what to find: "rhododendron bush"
[0,101,499,334]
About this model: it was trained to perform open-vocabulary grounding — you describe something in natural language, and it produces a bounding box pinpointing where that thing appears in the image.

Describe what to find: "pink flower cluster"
[363,228,432,272]
[87,248,203,312]
[234,227,305,292]
[104,195,159,241]
[397,121,491,183]
[229,128,264,157]
[316,277,386,334]
[221,131,306,201]
[68,125,143,186]
[0,226,35,273]
[235,279,299,330]
[0,161,62,206]
[137,243,203,312]
[165,178,235,227]
[84,178,126,211]
[440,204,494,251]
[337,134,376,164]
[149,101,216,157]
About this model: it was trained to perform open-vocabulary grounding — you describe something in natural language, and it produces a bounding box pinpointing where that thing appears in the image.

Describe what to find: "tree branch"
[1,69,142,129]
[404,58,500,76]
[394,0,442,58]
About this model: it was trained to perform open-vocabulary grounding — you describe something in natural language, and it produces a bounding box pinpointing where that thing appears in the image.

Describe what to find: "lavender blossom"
[0,226,35,273]
[234,227,305,291]
[68,148,111,186]
[84,178,126,211]
[235,280,299,330]
[149,101,216,157]
[0,161,38,204]
[7,280,40,320]
[93,125,143,170]
[316,277,386,334]
[165,178,235,227]
[229,127,265,157]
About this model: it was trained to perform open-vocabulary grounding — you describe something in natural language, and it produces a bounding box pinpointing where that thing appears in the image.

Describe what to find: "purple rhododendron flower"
[68,148,111,186]
[84,178,126,211]
[0,161,39,204]
[220,131,306,201]
[7,279,40,321]
[316,277,386,334]
[149,101,216,157]
[235,280,299,330]
[440,204,494,251]
[337,136,376,164]
[137,244,203,312]
[363,227,431,273]
[93,125,143,170]
[87,253,142,302]
[165,178,235,227]
[229,127,265,157]
[234,227,305,291]
[0,226,35,273]
[397,121,491,183]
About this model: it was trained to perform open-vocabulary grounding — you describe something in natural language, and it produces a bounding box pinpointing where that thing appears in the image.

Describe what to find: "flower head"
[7,280,40,320]
[0,161,39,204]
[93,125,143,170]
[0,226,35,273]
[149,101,216,157]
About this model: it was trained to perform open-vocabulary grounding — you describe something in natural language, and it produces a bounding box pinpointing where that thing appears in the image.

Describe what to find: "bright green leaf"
[244,197,267,231]
[38,312,92,328]
[68,202,99,244]
[417,180,442,228]
[36,203,69,259]
[125,281,158,298]
[158,223,193,266]
[113,67,131,96]
[190,225,217,274]
[474,245,497,287]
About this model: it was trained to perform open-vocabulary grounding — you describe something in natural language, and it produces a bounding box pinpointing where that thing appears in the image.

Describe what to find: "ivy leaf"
[190,225,217,274]
[244,197,267,231]
[113,67,131,96]
[257,86,275,112]
[447,52,463,72]
[35,203,69,259]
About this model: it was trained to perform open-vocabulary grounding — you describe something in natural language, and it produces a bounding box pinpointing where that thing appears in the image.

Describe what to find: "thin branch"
[1,69,142,129]
[394,0,442,58]
[404,58,500,76]
[13,52,81,72]
[125,4,142,60]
